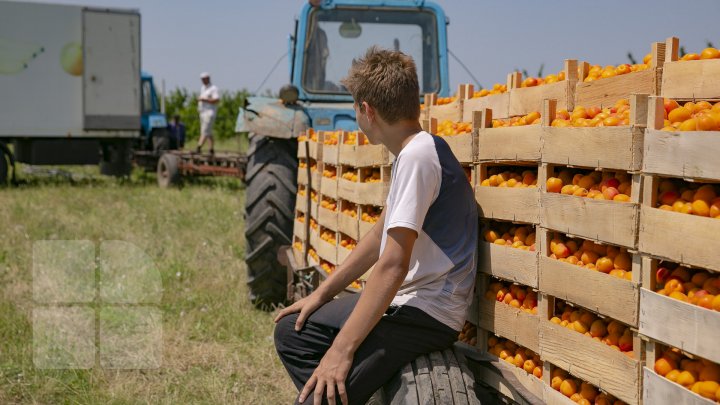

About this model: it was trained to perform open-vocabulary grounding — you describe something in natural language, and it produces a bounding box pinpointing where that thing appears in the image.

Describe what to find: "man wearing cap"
[197,72,219,154]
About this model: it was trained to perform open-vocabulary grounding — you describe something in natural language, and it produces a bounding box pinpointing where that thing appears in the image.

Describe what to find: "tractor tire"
[0,142,9,186]
[157,153,181,188]
[99,140,133,177]
[244,135,298,309]
[152,128,171,153]
[381,347,482,405]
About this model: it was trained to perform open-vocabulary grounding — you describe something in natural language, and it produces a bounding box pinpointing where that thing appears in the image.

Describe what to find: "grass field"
[0,157,297,404]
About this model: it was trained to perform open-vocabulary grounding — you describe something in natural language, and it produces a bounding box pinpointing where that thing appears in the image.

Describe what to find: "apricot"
[590,319,607,338]
[581,251,599,265]
[713,295,720,311]
[579,382,598,401]
[607,320,625,336]
[533,366,542,378]
[613,194,630,202]
[573,320,589,334]
[665,369,681,382]
[546,177,563,193]
[654,357,677,376]
[669,106,692,123]
[700,363,720,382]
[596,257,614,273]
[677,370,697,387]
[614,252,631,271]
[551,376,564,390]
[699,381,719,400]
[523,359,536,373]
[560,379,577,397]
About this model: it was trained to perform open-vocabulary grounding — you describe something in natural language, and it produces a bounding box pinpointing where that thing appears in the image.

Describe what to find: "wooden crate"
[541,96,647,172]
[538,295,642,404]
[542,383,577,405]
[661,36,720,99]
[509,60,578,117]
[338,131,390,167]
[643,96,720,182]
[358,204,381,239]
[424,84,470,123]
[292,235,306,268]
[639,256,720,364]
[338,200,359,241]
[475,109,541,162]
[293,211,307,241]
[643,341,717,405]
[295,185,310,214]
[319,131,339,165]
[638,175,720,271]
[337,233,357,265]
[537,228,640,327]
[539,164,641,249]
[462,76,512,121]
[297,158,309,185]
[297,137,309,159]
[318,195,338,232]
[424,117,476,164]
[298,132,322,161]
[478,232,539,289]
[319,162,338,199]
[575,42,665,108]
[316,226,337,265]
[356,167,391,206]
[474,162,541,224]
[476,275,540,354]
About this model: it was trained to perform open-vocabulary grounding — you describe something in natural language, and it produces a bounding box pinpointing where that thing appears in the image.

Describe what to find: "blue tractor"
[140,71,169,152]
[238,0,450,308]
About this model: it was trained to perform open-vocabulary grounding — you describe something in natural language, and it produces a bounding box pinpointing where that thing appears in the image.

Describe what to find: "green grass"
[0,159,296,404]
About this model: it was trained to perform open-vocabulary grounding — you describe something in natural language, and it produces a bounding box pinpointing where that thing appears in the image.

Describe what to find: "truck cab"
[140,72,168,150]
[292,0,450,131]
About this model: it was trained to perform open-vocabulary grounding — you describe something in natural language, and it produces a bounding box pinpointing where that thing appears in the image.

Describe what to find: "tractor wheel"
[380,347,482,405]
[157,153,181,188]
[244,135,298,309]
[0,142,9,186]
[99,140,133,177]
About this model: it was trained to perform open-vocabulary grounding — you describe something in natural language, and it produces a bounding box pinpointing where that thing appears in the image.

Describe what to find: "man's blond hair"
[341,47,420,124]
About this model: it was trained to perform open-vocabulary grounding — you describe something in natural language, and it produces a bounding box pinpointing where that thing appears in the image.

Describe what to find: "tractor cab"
[140,72,168,150]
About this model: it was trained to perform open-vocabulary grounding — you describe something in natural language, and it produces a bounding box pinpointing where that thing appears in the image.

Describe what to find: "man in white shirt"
[274,47,478,405]
[196,72,219,154]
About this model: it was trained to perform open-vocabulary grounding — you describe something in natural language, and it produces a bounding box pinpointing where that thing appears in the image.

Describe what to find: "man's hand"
[274,293,330,331]
[299,345,352,405]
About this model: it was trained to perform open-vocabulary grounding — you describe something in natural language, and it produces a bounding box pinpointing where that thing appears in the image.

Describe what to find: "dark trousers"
[274,294,459,405]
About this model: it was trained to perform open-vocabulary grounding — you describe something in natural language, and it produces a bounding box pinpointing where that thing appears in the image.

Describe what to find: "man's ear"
[362,101,375,123]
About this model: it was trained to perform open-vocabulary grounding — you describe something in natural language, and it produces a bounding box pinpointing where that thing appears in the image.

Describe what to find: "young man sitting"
[274,47,478,405]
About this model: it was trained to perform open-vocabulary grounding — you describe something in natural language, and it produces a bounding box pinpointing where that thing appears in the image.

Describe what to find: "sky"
[21,0,720,95]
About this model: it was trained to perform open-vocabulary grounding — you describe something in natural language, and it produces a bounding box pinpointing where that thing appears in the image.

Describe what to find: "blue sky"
[27,0,720,94]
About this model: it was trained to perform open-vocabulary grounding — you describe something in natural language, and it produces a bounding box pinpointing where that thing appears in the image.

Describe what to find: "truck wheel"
[244,135,298,309]
[381,347,481,405]
[152,128,171,153]
[99,140,132,177]
[157,153,181,188]
[0,142,9,186]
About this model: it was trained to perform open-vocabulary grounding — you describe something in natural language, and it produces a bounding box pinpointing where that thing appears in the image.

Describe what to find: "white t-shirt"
[380,131,478,331]
[198,84,219,113]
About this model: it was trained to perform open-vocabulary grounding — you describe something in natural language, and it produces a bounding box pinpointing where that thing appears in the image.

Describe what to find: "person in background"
[196,72,219,154]
[167,114,186,150]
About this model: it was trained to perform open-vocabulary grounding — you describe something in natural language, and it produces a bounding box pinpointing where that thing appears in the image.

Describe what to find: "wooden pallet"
[538,294,642,404]
[539,164,641,249]
[319,162,338,199]
[575,42,665,108]
[475,162,542,224]
[643,341,717,405]
[537,228,640,327]
[541,96,647,172]
[462,77,512,121]
[643,96,720,182]
[478,229,540,289]
[423,117,476,164]
[476,275,540,354]
[661,36,720,100]
[508,60,578,117]
[475,109,542,162]
[338,200,359,241]
[639,256,720,364]
[638,175,720,271]
[338,131,390,167]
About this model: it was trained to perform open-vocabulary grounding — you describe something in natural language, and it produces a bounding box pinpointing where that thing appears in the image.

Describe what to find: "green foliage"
[164,88,251,141]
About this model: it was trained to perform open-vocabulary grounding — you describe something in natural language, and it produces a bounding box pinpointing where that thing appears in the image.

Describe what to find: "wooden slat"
[337,245,351,265]
[643,128,720,181]
[538,255,640,326]
[477,126,542,162]
[575,67,660,109]
[429,99,464,123]
[541,126,645,172]
[478,241,539,289]
[317,205,338,232]
[643,367,716,405]
[638,204,720,271]
[337,201,359,241]
[540,192,639,249]
[293,218,306,240]
[539,320,641,404]
[543,383,577,405]
[475,178,540,224]
[661,59,720,99]
[359,218,374,239]
[639,287,720,364]
[442,133,476,164]
[509,61,577,117]
[462,93,510,121]
[316,232,337,265]
[477,298,540,354]
[320,175,338,199]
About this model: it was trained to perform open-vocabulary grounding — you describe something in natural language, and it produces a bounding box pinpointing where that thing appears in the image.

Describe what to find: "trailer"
[0,1,160,184]
[134,150,247,188]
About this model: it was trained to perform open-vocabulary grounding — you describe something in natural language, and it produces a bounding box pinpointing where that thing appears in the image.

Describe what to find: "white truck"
[0,0,159,183]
